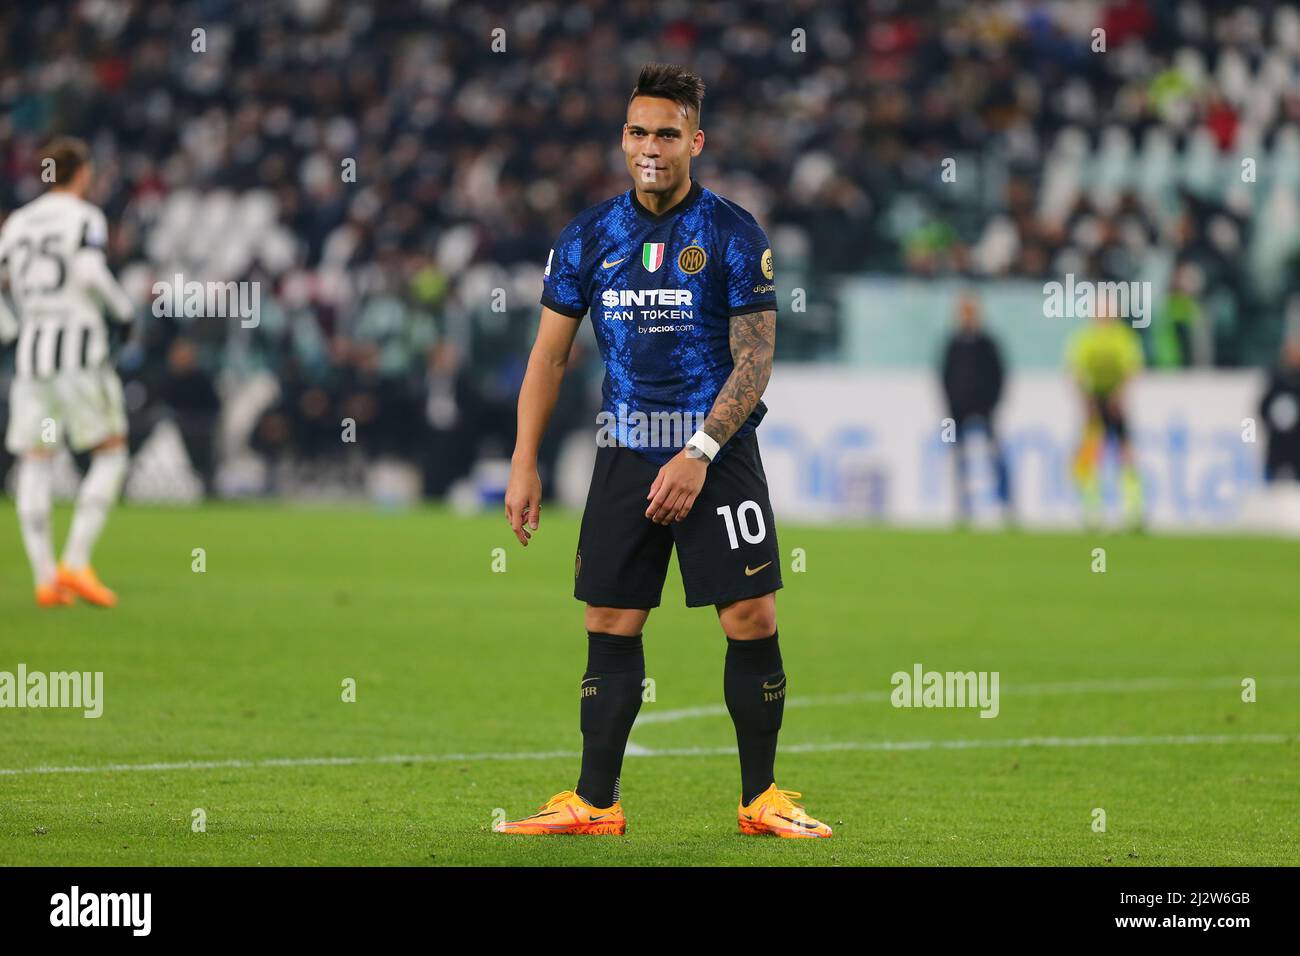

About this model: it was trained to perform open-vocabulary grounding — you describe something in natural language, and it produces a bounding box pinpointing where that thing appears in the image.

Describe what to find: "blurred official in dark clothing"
[160,338,221,493]
[940,292,1012,521]
[1259,336,1300,482]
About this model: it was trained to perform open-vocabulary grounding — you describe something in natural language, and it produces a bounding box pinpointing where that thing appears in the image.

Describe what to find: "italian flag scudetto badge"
[642,242,665,272]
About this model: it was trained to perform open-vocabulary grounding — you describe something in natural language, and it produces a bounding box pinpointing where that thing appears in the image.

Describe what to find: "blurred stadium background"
[3,0,1300,529]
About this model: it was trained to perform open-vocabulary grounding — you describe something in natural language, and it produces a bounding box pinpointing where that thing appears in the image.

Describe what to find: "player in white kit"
[0,138,134,608]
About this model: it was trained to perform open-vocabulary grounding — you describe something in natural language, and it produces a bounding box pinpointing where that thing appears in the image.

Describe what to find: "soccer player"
[1067,301,1144,529]
[497,64,831,839]
[0,137,133,607]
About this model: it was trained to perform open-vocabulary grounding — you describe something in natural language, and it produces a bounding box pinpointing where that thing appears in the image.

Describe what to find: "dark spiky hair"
[629,63,705,128]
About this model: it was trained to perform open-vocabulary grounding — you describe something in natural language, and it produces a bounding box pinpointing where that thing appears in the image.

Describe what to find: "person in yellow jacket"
[1066,303,1145,529]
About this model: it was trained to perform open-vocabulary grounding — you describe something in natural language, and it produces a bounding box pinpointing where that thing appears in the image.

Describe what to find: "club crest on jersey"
[677,245,707,274]
[642,242,665,272]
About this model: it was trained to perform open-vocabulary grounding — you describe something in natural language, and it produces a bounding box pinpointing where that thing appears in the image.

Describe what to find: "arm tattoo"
[700,309,775,448]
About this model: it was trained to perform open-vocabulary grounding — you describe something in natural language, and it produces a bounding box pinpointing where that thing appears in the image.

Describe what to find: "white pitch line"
[0,733,1291,777]
[632,675,1300,726]
[0,751,584,777]
[633,734,1294,757]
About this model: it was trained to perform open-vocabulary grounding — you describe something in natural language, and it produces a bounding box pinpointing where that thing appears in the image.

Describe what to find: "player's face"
[956,295,980,331]
[622,96,703,195]
[71,162,93,198]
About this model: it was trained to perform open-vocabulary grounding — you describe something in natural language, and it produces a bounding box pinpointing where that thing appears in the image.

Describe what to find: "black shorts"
[1091,393,1129,441]
[574,432,783,609]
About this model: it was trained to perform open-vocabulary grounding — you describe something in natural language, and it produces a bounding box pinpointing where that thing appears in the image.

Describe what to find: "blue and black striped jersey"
[541,179,776,465]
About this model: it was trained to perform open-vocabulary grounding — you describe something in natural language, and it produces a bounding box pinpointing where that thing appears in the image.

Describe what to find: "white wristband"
[686,430,720,462]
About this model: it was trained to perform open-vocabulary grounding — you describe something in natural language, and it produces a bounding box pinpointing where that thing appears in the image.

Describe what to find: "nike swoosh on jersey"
[744,561,773,576]
[601,256,627,269]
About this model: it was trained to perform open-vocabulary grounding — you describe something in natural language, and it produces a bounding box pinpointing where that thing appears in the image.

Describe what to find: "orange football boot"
[738,785,833,838]
[495,790,626,835]
[35,580,76,608]
[57,564,117,608]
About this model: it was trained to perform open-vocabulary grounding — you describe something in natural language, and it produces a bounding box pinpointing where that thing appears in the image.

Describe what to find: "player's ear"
[692,128,704,156]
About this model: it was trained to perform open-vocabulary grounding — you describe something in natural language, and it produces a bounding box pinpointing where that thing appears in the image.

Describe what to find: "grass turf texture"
[1,503,1297,866]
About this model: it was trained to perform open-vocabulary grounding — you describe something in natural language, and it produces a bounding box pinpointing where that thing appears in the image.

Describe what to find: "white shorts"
[5,366,128,454]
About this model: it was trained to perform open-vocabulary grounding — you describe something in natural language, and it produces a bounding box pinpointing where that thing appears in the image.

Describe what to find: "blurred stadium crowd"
[2,0,1300,497]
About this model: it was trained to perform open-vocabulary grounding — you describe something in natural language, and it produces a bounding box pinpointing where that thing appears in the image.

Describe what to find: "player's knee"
[584,605,649,637]
[718,594,776,640]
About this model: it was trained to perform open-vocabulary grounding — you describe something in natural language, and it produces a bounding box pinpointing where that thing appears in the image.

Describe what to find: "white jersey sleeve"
[0,218,17,345]
[74,208,133,323]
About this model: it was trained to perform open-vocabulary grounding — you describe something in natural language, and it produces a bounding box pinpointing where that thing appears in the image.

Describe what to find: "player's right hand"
[505,464,543,546]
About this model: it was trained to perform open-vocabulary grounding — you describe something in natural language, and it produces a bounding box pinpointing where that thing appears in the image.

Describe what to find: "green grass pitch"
[1,503,1297,866]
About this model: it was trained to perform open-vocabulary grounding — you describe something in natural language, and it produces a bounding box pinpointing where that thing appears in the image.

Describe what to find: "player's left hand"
[645,449,707,525]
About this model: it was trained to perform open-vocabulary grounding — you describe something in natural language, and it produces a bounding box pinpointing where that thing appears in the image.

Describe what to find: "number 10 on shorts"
[716,501,767,550]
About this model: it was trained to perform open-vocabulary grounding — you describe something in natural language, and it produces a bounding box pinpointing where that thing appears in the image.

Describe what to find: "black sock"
[724,631,784,806]
[575,631,645,809]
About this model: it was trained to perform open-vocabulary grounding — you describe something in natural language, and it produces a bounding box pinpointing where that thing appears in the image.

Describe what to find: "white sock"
[16,455,56,587]
[62,447,128,570]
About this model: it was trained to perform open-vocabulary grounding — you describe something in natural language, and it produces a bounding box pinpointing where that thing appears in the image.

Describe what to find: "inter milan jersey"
[540,178,777,465]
